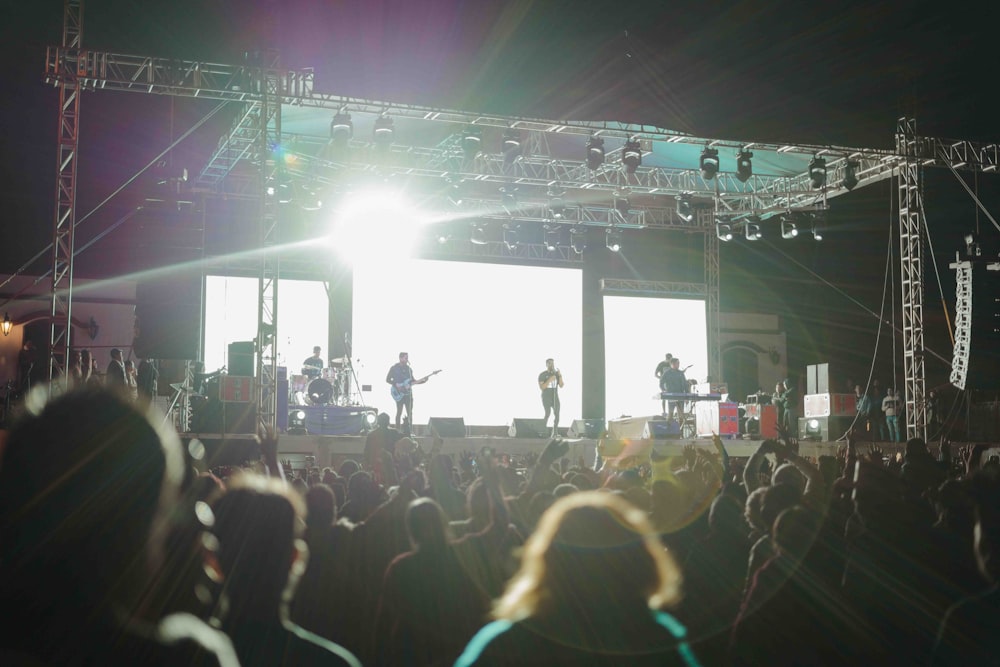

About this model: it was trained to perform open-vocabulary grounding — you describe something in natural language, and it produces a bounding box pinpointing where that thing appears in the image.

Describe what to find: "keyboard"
[658,392,722,401]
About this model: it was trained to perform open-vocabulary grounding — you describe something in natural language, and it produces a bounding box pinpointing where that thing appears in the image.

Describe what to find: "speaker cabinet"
[643,418,681,439]
[134,275,202,360]
[568,419,605,438]
[428,417,466,437]
[509,418,548,438]
[228,341,255,377]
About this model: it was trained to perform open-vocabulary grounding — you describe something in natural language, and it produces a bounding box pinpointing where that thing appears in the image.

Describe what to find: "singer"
[537,358,564,437]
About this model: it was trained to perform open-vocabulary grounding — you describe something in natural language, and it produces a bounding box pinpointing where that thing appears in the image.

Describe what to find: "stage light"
[462,126,482,162]
[502,127,522,166]
[810,212,824,241]
[587,135,605,170]
[330,108,353,144]
[805,418,821,440]
[500,186,518,213]
[716,221,733,241]
[623,135,642,174]
[570,226,587,254]
[288,409,307,435]
[502,223,519,249]
[745,216,762,240]
[606,227,622,252]
[547,189,567,220]
[700,147,720,180]
[436,231,450,244]
[544,224,561,251]
[373,114,394,147]
[470,223,488,245]
[676,194,694,223]
[736,150,753,182]
[809,156,827,189]
[842,159,859,191]
[781,214,798,239]
[363,410,378,431]
[2,312,11,337]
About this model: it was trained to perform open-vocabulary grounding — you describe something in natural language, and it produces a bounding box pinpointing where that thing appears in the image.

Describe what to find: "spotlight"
[373,114,394,147]
[606,227,622,252]
[547,189,567,220]
[805,418,821,440]
[700,147,720,180]
[675,194,694,223]
[736,150,753,182]
[809,156,827,189]
[363,410,378,432]
[622,135,642,173]
[462,126,482,162]
[436,231,450,244]
[287,409,307,435]
[470,223,488,245]
[781,214,798,239]
[502,127,522,165]
[570,226,587,254]
[500,186,518,213]
[330,109,353,144]
[842,159,859,191]
[715,221,733,241]
[544,224,561,251]
[502,223,519,249]
[745,216,762,240]
[586,135,605,170]
[810,212,824,241]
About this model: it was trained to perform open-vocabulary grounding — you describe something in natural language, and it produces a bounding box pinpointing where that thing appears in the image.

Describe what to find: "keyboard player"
[659,357,688,421]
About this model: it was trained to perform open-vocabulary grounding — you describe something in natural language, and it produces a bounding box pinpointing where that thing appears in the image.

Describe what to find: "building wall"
[719,311,788,403]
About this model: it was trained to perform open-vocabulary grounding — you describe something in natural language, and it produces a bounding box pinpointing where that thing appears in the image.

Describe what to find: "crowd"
[0,383,997,665]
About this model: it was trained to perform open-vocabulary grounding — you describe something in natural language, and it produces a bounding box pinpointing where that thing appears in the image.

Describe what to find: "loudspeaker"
[816,363,830,394]
[134,275,203,360]
[228,341,255,377]
[428,417,466,437]
[509,418,548,438]
[568,419,605,438]
[276,377,289,432]
[643,418,681,439]
[807,365,818,395]
[191,399,257,434]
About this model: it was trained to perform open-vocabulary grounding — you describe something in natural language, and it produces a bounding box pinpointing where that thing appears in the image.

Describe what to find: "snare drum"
[322,367,338,381]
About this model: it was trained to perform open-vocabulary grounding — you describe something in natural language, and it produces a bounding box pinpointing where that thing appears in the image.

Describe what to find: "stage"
[181,426,863,471]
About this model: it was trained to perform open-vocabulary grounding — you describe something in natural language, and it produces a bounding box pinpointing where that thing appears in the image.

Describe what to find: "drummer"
[302,346,324,379]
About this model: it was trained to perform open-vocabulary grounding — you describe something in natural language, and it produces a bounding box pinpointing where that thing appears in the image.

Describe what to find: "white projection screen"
[204,276,329,374]
[603,295,708,421]
[352,259,582,425]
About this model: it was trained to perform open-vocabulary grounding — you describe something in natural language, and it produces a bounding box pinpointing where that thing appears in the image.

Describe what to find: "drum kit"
[292,357,352,406]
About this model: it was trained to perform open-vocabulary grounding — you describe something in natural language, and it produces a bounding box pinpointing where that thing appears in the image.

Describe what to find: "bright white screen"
[352,259,582,425]
[603,295,708,420]
[204,276,329,374]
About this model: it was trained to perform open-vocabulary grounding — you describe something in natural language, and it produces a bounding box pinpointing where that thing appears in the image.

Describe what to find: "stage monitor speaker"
[509,418,548,438]
[643,418,681,440]
[428,417,466,437]
[134,275,202,360]
[568,419,605,439]
[228,341,255,377]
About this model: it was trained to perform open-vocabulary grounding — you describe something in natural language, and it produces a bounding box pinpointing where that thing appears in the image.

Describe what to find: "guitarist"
[386,352,427,432]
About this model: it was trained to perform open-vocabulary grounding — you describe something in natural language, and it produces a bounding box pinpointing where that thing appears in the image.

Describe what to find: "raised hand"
[867,444,885,465]
[682,443,697,469]
[540,438,570,465]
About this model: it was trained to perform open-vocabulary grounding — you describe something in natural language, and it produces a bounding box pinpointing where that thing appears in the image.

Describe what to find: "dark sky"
[2,0,998,387]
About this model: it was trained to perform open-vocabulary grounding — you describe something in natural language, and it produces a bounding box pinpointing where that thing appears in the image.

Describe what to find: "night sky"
[2,0,998,391]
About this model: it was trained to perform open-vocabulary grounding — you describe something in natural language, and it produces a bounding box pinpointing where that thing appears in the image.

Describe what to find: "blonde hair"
[493,491,681,621]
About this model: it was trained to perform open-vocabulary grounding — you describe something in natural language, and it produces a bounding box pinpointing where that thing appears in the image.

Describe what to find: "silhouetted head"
[304,484,336,530]
[0,386,184,608]
[495,491,681,620]
[760,483,803,534]
[405,497,451,552]
[772,506,820,560]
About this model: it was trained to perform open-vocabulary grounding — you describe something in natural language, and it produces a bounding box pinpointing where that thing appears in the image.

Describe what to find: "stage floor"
[182,429,867,470]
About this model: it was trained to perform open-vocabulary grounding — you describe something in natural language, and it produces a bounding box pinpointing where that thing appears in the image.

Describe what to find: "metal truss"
[425,241,582,264]
[48,0,83,385]
[702,209,721,381]
[599,279,707,297]
[949,259,973,391]
[895,118,927,441]
[198,102,263,187]
[256,60,281,431]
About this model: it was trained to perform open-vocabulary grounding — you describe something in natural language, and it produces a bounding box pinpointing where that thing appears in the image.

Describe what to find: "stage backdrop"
[603,295,708,421]
[352,259,583,425]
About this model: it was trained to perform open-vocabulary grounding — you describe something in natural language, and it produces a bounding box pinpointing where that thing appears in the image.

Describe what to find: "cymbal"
[329,357,349,366]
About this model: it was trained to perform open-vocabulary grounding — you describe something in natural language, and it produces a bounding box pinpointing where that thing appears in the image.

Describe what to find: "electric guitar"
[391,369,442,402]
